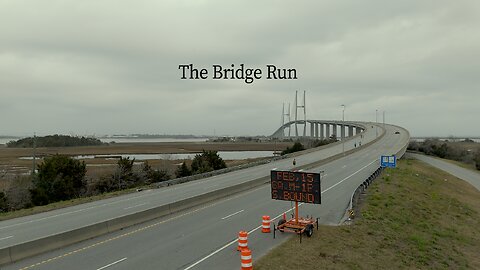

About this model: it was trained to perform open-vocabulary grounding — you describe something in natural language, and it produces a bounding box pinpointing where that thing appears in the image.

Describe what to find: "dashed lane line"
[0,235,13,241]
[96,257,127,270]
[123,203,148,210]
[221,210,244,220]
[16,159,379,270]
[182,158,378,269]
[15,186,267,270]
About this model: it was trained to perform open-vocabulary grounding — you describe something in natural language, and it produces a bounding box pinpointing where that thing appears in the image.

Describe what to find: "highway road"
[0,122,377,251]
[408,153,480,191]
[2,123,409,270]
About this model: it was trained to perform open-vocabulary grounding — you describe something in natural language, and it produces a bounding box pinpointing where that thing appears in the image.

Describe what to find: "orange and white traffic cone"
[237,231,248,251]
[261,216,271,233]
[240,249,253,270]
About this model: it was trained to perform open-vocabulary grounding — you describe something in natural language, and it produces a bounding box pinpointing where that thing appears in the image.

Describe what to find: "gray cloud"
[0,0,479,137]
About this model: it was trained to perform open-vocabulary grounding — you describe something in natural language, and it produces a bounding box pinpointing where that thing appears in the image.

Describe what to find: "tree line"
[0,150,227,212]
[175,150,226,177]
[280,137,337,156]
[7,135,105,148]
[408,138,480,170]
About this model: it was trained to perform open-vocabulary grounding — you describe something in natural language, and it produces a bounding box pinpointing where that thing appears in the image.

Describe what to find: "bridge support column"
[356,127,362,134]
[310,122,314,138]
[348,126,354,137]
[315,123,319,139]
[333,124,337,139]
[320,124,324,140]
[340,124,345,140]
[326,124,330,139]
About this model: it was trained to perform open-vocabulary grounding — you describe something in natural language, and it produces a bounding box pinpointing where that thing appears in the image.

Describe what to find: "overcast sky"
[1,1,479,137]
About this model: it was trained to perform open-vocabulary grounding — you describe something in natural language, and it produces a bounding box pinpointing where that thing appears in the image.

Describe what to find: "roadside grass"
[442,157,478,172]
[255,159,480,269]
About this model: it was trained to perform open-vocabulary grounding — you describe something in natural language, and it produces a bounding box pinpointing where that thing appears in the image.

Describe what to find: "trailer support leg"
[295,201,299,224]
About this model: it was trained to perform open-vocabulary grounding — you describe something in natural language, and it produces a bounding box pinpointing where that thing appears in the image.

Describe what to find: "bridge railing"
[271,120,366,140]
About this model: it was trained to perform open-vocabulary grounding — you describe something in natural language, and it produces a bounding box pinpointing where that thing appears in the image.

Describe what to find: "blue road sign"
[380,155,397,168]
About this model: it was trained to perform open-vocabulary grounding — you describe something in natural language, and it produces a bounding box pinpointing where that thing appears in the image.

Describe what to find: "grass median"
[255,159,480,269]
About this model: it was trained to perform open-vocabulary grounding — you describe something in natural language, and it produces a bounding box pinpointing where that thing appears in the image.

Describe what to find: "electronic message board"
[270,170,321,204]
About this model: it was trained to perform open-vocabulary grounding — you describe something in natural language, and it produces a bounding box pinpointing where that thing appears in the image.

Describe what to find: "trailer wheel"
[305,224,314,237]
[277,219,286,232]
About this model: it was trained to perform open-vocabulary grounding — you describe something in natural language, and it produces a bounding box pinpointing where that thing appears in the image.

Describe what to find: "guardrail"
[343,126,409,223]
[157,123,371,188]
[344,167,384,221]
[155,155,287,188]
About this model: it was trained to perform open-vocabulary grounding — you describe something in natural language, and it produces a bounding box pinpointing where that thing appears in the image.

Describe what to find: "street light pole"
[375,109,378,138]
[32,132,36,175]
[341,104,345,155]
[383,110,385,128]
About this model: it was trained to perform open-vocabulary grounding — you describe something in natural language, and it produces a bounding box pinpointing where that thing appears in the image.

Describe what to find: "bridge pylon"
[294,90,306,138]
[281,103,291,137]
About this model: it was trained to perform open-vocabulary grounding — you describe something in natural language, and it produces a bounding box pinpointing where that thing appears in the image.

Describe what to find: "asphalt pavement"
[0,122,380,250]
[3,124,409,270]
[408,152,480,191]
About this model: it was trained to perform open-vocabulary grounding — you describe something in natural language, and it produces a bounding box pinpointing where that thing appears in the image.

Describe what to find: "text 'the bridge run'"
[178,63,297,84]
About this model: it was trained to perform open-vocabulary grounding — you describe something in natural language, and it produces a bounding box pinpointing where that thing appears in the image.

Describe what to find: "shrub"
[114,157,141,189]
[0,192,7,212]
[142,161,171,183]
[475,151,480,171]
[191,150,226,174]
[31,155,87,205]
[175,162,191,178]
[281,142,305,155]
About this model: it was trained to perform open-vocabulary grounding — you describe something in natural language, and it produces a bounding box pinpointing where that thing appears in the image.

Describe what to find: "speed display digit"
[270,170,321,204]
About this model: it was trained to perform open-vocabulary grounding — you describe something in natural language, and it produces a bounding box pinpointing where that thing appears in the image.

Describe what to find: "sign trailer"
[270,170,321,238]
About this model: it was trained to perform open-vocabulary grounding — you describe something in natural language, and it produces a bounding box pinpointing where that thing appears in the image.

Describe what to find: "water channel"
[19,151,275,161]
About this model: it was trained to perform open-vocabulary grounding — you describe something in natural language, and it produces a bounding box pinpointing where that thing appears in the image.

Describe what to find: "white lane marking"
[183,160,377,270]
[322,159,376,194]
[0,235,13,241]
[204,184,219,190]
[0,207,93,230]
[18,187,270,270]
[96,257,127,270]
[342,165,347,168]
[123,203,147,210]
[183,204,301,270]
[221,210,244,220]
[183,239,237,270]
[0,191,163,230]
